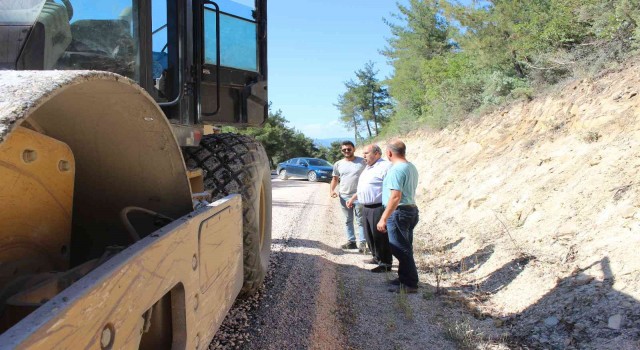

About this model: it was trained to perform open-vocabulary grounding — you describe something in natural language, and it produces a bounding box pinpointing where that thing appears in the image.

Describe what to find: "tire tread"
[183,133,271,296]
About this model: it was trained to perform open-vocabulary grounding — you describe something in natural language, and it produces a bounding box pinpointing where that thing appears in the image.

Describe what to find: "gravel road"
[210,177,458,350]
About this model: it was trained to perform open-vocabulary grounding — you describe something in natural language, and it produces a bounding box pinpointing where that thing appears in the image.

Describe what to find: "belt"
[396,204,417,210]
[363,203,382,208]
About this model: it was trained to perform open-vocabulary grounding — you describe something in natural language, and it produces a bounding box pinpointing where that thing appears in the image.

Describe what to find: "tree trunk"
[353,116,358,144]
[512,50,525,78]
[372,91,379,135]
[365,119,372,138]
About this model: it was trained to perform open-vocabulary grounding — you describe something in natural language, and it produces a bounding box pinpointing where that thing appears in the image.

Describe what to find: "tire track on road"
[211,178,346,349]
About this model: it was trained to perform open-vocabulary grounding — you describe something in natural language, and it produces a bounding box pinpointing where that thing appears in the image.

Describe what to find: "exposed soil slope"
[405,61,640,349]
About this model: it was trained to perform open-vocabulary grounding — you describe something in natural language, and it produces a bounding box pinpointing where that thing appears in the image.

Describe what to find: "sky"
[268,1,407,140]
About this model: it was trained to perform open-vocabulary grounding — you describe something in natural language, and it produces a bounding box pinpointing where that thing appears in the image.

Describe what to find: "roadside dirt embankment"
[404,62,640,349]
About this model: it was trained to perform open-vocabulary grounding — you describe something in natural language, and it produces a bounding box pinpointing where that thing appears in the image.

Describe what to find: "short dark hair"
[341,140,355,148]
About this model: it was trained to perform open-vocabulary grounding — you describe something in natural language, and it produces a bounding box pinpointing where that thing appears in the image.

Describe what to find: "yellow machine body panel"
[0,71,247,348]
[2,196,243,349]
[0,126,74,280]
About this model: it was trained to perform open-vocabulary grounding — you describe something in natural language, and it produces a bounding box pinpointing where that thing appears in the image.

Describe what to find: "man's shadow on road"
[272,238,365,257]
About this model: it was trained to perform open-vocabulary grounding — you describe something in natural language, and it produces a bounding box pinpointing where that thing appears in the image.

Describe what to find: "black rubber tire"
[278,169,288,180]
[307,171,317,182]
[183,133,272,297]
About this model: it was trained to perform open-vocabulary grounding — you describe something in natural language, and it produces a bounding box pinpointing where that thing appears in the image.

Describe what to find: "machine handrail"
[200,0,221,117]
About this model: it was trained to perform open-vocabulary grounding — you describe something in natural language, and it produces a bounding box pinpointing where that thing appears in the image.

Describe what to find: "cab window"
[151,0,178,102]
[35,0,141,80]
[203,0,257,71]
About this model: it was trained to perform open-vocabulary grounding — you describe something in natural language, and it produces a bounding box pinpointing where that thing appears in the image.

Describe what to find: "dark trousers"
[387,206,419,288]
[363,205,392,266]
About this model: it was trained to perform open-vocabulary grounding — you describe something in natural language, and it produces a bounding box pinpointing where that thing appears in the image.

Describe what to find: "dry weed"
[394,291,415,321]
[443,319,509,350]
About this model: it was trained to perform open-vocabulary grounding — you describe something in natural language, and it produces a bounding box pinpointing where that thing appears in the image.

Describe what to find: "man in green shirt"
[377,139,420,293]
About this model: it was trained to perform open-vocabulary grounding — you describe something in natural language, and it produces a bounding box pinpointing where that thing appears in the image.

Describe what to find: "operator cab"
[1,0,268,138]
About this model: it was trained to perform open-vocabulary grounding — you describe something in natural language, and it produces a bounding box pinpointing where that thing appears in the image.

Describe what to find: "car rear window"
[308,159,331,167]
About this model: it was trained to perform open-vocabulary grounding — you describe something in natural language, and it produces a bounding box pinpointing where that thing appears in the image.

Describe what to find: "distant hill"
[313,137,354,148]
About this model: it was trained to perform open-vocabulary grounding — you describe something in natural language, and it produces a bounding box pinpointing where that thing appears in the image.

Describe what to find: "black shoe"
[387,278,400,286]
[357,242,369,254]
[371,265,392,273]
[363,258,378,264]
[388,284,418,294]
[341,241,357,249]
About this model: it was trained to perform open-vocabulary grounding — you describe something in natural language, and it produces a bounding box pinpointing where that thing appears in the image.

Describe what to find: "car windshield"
[307,159,332,167]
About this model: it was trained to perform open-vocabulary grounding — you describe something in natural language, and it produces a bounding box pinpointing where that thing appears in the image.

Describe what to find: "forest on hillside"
[339,0,640,138]
[231,0,639,165]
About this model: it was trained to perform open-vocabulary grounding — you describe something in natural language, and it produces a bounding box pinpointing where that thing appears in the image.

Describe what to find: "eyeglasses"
[341,149,353,153]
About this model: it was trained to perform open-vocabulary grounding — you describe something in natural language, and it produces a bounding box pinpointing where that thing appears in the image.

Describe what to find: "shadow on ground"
[271,238,345,256]
[439,237,464,251]
[508,257,640,349]
[272,201,332,209]
[442,244,495,274]
[441,254,640,349]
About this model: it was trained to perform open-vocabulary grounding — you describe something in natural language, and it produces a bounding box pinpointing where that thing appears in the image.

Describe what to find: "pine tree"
[335,62,392,141]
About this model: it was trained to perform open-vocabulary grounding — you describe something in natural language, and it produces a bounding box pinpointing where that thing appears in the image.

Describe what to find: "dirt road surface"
[210,177,461,350]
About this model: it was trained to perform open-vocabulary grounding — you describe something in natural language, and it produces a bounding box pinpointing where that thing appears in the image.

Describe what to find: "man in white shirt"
[347,144,393,272]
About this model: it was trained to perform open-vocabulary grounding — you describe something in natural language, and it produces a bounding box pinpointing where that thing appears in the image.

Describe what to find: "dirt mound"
[404,61,640,349]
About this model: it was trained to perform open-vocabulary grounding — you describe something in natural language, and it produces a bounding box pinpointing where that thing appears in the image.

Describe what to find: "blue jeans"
[339,194,365,243]
[387,206,419,288]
